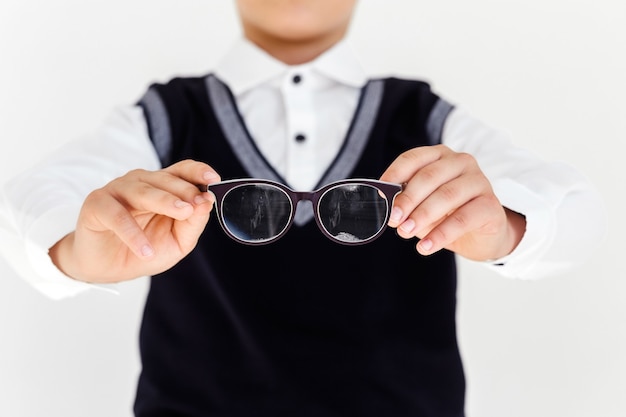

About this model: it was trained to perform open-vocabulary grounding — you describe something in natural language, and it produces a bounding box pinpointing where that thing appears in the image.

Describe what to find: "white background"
[0,1,624,416]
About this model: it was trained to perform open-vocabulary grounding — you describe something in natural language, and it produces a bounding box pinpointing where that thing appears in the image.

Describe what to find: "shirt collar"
[214,37,368,96]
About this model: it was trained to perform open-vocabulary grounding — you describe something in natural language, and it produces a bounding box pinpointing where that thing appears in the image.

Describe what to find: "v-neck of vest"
[204,74,385,227]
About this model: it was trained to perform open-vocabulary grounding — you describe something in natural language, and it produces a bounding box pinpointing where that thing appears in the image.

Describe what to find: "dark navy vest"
[135,74,464,417]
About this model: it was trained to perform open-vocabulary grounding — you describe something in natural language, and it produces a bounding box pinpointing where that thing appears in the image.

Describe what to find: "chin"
[270,22,337,42]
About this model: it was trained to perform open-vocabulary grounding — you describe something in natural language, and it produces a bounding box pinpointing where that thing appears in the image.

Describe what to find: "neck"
[243,29,346,65]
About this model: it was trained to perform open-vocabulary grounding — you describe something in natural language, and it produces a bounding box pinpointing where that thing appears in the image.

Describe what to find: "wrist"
[501,208,526,258]
[49,232,82,281]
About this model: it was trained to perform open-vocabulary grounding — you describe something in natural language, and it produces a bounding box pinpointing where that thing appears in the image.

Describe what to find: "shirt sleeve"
[441,106,607,279]
[0,105,162,299]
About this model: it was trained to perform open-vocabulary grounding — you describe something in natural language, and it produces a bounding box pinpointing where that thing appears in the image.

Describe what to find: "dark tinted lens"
[317,184,389,243]
[221,184,292,243]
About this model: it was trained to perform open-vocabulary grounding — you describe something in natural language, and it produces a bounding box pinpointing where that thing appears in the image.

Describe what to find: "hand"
[49,160,221,283]
[380,145,526,261]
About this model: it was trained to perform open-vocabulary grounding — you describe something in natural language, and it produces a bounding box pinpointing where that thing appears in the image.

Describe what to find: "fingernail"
[390,207,403,223]
[419,238,433,252]
[203,171,219,181]
[399,219,415,234]
[194,194,208,205]
[141,244,154,257]
[174,200,191,209]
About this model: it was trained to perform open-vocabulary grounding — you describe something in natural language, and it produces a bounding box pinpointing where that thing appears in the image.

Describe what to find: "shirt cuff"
[24,205,119,299]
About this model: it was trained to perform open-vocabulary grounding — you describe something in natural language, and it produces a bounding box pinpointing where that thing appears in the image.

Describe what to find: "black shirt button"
[295,134,306,143]
[292,74,302,84]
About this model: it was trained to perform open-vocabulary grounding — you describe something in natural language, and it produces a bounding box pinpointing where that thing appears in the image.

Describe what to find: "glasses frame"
[206,178,402,246]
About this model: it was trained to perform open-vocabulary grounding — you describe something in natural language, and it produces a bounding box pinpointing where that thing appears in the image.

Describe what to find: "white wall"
[0,1,624,416]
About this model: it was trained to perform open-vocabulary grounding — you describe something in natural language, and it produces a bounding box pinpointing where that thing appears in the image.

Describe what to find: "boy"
[0,0,606,416]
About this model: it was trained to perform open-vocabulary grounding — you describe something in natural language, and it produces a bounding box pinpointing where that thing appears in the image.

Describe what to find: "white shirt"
[0,38,607,299]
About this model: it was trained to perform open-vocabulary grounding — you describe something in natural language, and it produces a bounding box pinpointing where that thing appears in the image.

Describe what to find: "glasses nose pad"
[293,200,315,227]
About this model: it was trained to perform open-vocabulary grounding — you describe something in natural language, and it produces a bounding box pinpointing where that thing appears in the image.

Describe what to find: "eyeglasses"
[206,178,402,246]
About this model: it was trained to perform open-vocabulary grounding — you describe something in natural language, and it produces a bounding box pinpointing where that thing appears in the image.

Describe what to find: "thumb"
[172,193,214,254]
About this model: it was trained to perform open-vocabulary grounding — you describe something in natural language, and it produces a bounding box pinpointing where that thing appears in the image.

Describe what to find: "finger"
[112,165,218,218]
[380,145,447,184]
[104,170,197,219]
[163,159,221,187]
[170,200,214,254]
[83,191,156,259]
[415,196,499,256]
[157,159,220,205]
[396,172,488,238]
[389,156,468,228]
[117,181,198,221]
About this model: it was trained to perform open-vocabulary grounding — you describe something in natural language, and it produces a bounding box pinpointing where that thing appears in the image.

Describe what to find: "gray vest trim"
[426,98,454,145]
[206,75,279,182]
[139,87,172,166]
[206,74,385,227]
